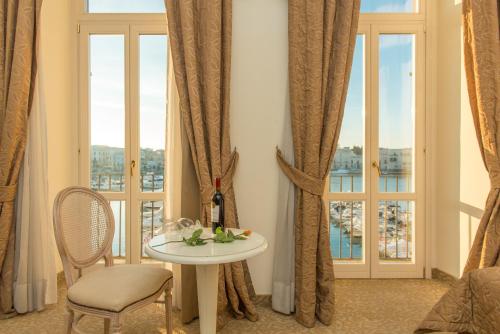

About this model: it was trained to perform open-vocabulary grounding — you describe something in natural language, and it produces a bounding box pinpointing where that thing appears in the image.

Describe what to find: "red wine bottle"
[211,177,225,233]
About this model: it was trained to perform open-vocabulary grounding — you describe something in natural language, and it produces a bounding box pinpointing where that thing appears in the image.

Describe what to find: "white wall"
[40,0,78,271]
[41,0,289,293]
[231,0,288,294]
[231,0,492,288]
[40,0,489,290]
[433,0,489,278]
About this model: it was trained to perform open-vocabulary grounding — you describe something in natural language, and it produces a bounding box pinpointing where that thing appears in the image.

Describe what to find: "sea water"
[329,174,411,260]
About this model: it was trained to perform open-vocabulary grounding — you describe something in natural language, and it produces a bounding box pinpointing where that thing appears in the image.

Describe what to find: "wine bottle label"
[211,204,220,223]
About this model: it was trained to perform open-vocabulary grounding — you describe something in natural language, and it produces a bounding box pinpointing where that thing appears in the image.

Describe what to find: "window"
[90,35,126,193]
[361,0,418,13]
[327,7,425,279]
[87,0,166,13]
[78,4,169,264]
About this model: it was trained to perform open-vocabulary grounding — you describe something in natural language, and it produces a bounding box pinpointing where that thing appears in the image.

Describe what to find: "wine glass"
[162,217,203,240]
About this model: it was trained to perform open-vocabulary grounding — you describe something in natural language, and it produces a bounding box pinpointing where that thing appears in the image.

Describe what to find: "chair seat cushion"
[67,265,172,313]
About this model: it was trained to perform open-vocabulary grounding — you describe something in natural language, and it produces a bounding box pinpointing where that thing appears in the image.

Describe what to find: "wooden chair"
[53,186,173,334]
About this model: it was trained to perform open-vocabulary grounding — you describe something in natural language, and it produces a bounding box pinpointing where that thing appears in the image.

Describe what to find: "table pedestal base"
[196,264,219,334]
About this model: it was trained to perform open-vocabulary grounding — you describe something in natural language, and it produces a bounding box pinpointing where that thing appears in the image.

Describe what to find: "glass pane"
[330,35,364,193]
[141,201,164,257]
[361,0,416,13]
[140,35,168,193]
[378,200,414,261]
[90,35,125,192]
[330,201,364,260]
[110,201,126,257]
[378,34,415,193]
[88,0,166,13]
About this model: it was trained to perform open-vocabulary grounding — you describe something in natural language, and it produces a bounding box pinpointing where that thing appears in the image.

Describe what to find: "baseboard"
[431,268,458,285]
[254,295,271,307]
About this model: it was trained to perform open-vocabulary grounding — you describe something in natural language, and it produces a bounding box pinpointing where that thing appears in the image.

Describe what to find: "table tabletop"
[145,228,268,265]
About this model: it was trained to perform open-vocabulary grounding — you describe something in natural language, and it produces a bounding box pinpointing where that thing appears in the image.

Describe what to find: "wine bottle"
[211,177,225,234]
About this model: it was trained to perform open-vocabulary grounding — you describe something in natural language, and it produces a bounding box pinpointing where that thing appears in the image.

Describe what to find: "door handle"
[130,160,136,177]
[372,160,381,176]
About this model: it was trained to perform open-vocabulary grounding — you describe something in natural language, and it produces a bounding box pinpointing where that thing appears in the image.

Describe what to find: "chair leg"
[104,318,110,334]
[65,307,74,334]
[165,286,173,334]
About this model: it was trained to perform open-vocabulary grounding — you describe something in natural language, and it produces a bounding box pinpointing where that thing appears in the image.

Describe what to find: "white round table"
[145,228,268,334]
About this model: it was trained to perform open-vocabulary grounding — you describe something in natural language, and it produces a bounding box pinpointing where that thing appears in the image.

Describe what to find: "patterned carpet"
[0,278,450,334]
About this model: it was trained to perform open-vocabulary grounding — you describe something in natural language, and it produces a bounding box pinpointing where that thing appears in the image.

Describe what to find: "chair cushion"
[67,265,172,313]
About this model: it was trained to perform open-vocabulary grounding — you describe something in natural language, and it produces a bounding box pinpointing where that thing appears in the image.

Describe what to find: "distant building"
[332,147,362,172]
[141,148,164,174]
[379,148,412,172]
[332,147,412,174]
[91,145,164,175]
[91,145,123,172]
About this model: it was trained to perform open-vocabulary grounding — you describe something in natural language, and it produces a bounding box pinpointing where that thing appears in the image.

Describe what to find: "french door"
[78,23,168,264]
[326,23,425,278]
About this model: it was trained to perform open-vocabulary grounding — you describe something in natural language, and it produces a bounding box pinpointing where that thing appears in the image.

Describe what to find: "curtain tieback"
[276,147,324,196]
[0,184,17,202]
[490,172,500,189]
[200,150,240,205]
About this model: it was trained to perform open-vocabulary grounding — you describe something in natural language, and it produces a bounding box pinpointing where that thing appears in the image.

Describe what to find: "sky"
[88,0,165,13]
[89,0,413,14]
[139,36,168,151]
[337,32,415,150]
[361,0,414,13]
[89,0,416,152]
[90,34,168,150]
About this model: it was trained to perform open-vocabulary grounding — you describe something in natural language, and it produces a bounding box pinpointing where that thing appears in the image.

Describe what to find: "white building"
[332,147,362,171]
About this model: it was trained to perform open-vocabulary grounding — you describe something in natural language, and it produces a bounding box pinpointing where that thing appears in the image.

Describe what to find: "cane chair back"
[53,186,114,287]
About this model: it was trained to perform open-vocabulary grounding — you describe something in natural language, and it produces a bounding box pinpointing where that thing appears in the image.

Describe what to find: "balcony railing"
[93,172,164,259]
[140,200,164,257]
[330,201,362,260]
[330,173,413,261]
[110,200,125,258]
[330,173,412,193]
[110,200,164,259]
[91,173,164,192]
[378,200,412,261]
[379,174,412,193]
[92,173,125,192]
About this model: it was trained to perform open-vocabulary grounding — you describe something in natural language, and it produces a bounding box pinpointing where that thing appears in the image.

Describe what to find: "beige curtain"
[0,0,42,318]
[415,0,500,332]
[165,0,258,328]
[462,0,500,273]
[276,0,360,327]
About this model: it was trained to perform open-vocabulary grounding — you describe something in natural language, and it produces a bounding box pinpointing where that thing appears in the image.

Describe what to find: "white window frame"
[76,1,173,265]
[77,0,167,22]
[325,0,430,279]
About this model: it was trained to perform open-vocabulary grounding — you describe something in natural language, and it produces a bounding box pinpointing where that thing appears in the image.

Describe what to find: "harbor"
[329,174,414,261]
